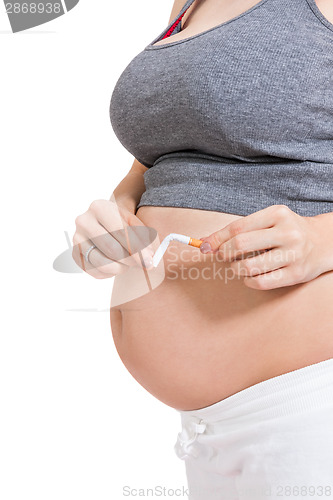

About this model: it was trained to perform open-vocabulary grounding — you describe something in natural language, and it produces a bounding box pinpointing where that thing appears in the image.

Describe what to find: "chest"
[314,0,333,23]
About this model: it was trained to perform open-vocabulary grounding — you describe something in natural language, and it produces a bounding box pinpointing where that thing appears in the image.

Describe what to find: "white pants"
[174,358,333,500]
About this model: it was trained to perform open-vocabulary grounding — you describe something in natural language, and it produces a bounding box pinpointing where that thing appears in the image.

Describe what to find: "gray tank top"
[109,0,333,217]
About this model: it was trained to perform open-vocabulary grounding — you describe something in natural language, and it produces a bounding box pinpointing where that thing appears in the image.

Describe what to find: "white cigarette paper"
[152,233,191,267]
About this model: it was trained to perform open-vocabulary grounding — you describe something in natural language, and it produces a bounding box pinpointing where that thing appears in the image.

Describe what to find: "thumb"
[125,212,157,269]
[199,230,226,254]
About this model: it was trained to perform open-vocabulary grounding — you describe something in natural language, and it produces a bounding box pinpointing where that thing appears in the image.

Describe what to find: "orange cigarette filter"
[189,237,204,248]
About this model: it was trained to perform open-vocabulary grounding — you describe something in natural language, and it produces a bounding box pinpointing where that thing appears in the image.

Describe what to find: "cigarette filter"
[152,233,204,267]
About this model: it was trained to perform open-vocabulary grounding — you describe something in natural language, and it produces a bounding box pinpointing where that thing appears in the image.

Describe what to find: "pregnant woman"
[72,0,333,498]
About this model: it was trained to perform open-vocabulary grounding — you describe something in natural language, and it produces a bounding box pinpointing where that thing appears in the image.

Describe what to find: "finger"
[86,245,130,276]
[105,198,157,266]
[243,264,305,290]
[220,227,280,261]
[94,202,154,269]
[77,211,138,267]
[108,224,155,270]
[72,239,86,271]
[230,248,289,277]
[126,212,156,264]
[201,204,292,252]
[89,200,138,264]
[72,240,110,279]
[76,233,129,276]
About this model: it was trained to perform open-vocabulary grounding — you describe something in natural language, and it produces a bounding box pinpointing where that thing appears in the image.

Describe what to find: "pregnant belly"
[110,206,333,411]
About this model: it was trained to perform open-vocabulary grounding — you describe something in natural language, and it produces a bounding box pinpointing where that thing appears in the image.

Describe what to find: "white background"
[0,1,188,499]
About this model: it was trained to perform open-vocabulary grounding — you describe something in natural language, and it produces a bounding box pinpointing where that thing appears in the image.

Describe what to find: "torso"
[110,206,333,411]
[109,0,333,411]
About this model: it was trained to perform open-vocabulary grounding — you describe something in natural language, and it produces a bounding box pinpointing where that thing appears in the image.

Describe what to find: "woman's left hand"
[199,204,333,290]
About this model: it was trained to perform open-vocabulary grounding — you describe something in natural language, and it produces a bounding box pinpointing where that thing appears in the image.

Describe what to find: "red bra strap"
[161,3,192,39]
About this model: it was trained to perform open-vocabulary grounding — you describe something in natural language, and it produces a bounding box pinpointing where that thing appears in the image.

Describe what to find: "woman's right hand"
[72,199,155,279]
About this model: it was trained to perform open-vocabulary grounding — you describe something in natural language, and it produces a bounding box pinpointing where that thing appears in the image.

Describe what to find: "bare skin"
[152,0,333,48]
[110,205,333,411]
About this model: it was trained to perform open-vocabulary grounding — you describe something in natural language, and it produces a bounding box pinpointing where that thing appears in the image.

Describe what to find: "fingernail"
[200,242,212,254]
[143,257,153,270]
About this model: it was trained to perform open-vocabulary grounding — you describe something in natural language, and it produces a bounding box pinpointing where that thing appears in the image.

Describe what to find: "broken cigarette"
[152,233,203,267]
